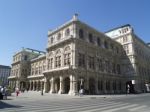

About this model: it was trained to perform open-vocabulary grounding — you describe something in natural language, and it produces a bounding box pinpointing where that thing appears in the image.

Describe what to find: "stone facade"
[8,15,150,95]
[28,54,46,91]
[8,48,45,90]
[106,24,150,93]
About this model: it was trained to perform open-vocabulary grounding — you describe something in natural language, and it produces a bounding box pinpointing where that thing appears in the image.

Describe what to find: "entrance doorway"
[89,78,96,94]
[54,78,60,93]
[126,81,135,93]
[64,77,70,94]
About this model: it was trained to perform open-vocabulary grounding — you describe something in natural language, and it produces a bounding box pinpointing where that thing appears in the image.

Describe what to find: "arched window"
[88,33,93,43]
[106,81,110,90]
[47,52,54,69]
[97,37,101,46]
[65,28,70,36]
[113,81,116,91]
[57,33,61,40]
[104,40,108,49]
[50,37,54,44]
[64,46,71,66]
[98,80,103,90]
[117,64,121,74]
[79,29,84,39]
[47,58,53,70]
[110,44,114,50]
[55,49,61,68]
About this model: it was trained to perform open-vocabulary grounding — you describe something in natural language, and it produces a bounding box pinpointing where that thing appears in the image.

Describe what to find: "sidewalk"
[7,91,134,100]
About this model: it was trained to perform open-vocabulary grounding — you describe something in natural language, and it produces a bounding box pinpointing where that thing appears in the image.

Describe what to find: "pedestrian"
[126,84,130,95]
[81,88,84,96]
[1,87,4,100]
[79,88,84,97]
[15,88,20,97]
[2,87,7,100]
[41,89,43,96]
[0,86,3,100]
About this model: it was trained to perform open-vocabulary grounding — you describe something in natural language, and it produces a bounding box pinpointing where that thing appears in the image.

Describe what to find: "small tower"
[72,13,78,21]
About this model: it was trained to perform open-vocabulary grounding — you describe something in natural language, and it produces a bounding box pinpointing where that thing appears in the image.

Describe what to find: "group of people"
[0,86,7,100]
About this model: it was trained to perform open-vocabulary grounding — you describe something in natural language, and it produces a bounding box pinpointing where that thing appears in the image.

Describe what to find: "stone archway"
[64,77,70,94]
[38,81,41,91]
[20,81,26,90]
[34,81,37,91]
[54,78,60,93]
[89,77,96,95]
[31,81,33,90]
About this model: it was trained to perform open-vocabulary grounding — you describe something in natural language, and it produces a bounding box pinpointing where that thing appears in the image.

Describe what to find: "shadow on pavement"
[0,101,23,109]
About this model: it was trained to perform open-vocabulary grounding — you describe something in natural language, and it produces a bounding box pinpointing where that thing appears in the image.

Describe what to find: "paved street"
[1,92,150,112]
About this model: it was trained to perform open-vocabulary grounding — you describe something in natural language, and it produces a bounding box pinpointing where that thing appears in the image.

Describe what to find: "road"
[0,92,150,112]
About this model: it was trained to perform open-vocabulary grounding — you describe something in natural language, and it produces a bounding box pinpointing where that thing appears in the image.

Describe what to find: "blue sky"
[0,0,150,66]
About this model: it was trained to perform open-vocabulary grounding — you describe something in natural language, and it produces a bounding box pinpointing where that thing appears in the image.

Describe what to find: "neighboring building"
[105,24,150,93]
[8,15,150,95]
[28,54,46,91]
[147,43,150,48]
[0,65,11,86]
[8,48,45,90]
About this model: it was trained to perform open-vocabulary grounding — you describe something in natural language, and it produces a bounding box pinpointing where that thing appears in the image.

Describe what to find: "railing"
[47,35,73,48]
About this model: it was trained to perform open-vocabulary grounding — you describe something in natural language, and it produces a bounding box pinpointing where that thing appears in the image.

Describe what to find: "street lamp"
[79,78,84,89]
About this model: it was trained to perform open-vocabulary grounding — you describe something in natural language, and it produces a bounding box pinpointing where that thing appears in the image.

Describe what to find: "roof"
[105,24,131,33]
[0,65,11,69]
[13,48,46,56]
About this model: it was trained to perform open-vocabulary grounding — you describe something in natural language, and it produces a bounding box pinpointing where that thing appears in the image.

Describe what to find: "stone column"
[9,81,11,88]
[103,80,107,94]
[110,80,113,94]
[95,77,99,94]
[58,76,64,94]
[86,77,89,92]
[16,80,20,89]
[50,77,55,93]
[29,81,32,90]
[40,81,43,91]
[14,81,16,89]
[35,81,37,91]
[69,75,73,95]
[71,75,78,95]
[122,81,126,93]
[33,81,35,91]
[44,78,48,93]
[116,81,120,94]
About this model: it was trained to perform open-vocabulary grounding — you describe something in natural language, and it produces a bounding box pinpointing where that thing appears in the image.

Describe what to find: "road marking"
[24,102,123,112]
[129,105,147,111]
[78,103,129,112]
[101,104,139,112]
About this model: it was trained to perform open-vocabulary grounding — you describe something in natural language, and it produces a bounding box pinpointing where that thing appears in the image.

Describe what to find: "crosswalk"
[0,95,149,112]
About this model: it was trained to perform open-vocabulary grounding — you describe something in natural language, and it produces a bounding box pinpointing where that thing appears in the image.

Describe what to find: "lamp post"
[79,78,84,89]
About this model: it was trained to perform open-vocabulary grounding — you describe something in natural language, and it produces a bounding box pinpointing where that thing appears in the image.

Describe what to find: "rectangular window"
[123,44,129,54]
[97,58,102,71]
[55,56,61,68]
[88,56,95,69]
[78,53,85,67]
[89,33,94,43]
[123,36,128,42]
[64,53,71,66]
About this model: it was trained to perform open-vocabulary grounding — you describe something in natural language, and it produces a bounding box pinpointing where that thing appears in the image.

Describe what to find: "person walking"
[15,88,20,97]
[79,88,84,97]
[2,87,7,100]
[0,86,3,100]
[41,89,44,96]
